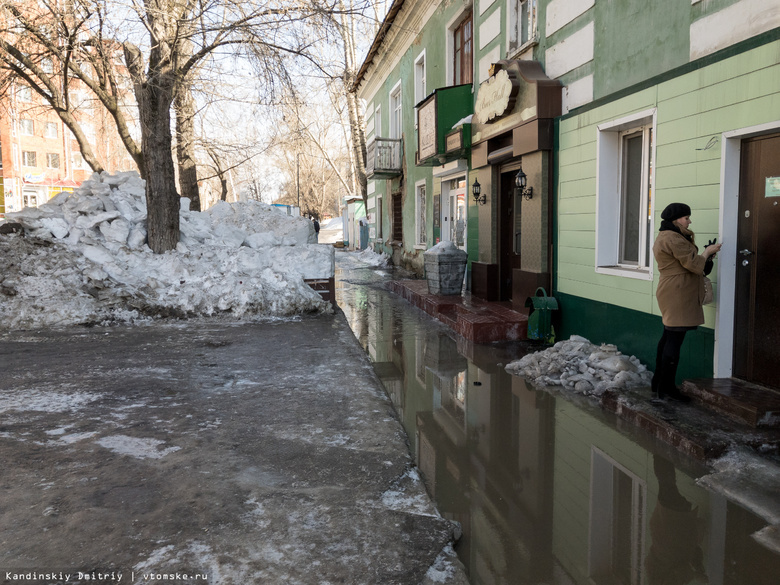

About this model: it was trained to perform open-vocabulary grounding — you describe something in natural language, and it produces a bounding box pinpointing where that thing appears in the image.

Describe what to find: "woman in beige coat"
[652,203,721,402]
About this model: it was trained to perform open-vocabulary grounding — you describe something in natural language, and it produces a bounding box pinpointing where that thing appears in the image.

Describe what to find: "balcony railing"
[366,137,402,179]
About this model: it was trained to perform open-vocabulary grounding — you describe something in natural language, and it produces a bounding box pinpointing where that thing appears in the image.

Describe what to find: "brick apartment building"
[0,83,138,218]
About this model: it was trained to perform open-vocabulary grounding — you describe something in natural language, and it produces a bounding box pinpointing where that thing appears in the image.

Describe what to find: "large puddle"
[335,252,780,585]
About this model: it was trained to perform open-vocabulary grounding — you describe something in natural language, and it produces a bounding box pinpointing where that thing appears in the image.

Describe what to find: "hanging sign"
[24,172,46,183]
[474,69,519,124]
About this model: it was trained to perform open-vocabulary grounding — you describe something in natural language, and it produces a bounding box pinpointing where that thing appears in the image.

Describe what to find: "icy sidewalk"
[0,314,468,584]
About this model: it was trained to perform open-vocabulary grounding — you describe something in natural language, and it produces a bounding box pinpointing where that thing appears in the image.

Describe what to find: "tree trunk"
[138,78,179,253]
[174,84,201,211]
[345,88,367,204]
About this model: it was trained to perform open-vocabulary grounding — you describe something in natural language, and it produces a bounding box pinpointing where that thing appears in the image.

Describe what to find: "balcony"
[366,137,402,179]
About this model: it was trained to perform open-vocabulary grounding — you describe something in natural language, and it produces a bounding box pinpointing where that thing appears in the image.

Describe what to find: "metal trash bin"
[525,287,558,343]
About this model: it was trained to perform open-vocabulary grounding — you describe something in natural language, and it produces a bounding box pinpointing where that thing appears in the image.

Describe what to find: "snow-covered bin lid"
[423,240,467,260]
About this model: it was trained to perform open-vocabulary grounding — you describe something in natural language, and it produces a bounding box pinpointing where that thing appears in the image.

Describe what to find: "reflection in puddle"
[335,254,780,585]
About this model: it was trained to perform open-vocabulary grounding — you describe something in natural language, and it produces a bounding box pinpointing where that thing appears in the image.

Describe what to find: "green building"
[353,0,780,386]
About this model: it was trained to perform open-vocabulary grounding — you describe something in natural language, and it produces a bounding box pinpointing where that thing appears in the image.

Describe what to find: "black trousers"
[655,328,688,367]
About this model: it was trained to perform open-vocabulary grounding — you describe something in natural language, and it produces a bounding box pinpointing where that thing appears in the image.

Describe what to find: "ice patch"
[0,388,103,414]
[95,435,181,459]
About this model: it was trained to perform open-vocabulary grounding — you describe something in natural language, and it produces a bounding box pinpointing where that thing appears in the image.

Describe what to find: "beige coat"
[653,230,707,327]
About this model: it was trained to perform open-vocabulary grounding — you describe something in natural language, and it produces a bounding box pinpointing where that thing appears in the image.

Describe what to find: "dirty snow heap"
[505,335,653,396]
[1,172,334,330]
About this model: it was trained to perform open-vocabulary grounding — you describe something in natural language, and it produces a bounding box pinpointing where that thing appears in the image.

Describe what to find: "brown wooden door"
[733,133,780,388]
[499,170,522,301]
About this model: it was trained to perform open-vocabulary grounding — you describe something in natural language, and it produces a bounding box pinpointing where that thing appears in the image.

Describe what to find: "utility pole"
[296,153,301,212]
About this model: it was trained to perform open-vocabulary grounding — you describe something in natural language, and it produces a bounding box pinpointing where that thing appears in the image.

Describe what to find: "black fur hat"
[661,203,692,222]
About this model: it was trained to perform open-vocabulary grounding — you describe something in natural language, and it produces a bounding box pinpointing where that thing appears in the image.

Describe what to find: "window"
[453,13,473,85]
[22,150,37,167]
[415,181,427,247]
[374,104,382,138]
[81,122,96,143]
[45,122,58,139]
[72,151,87,169]
[46,153,60,169]
[596,110,656,278]
[589,449,646,585]
[392,191,403,242]
[509,0,538,54]
[377,194,383,240]
[20,119,34,136]
[17,85,32,101]
[414,51,427,104]
[42,58,53,73]
[390,82,402,139]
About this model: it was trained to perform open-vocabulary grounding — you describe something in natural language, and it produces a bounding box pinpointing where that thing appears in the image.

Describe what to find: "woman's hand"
[703,242,722,259]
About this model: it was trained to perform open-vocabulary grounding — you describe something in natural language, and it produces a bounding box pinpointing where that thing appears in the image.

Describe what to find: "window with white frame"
[453,12,473,85]
[20,119,34,136]
[22,150,37,167]
[17,85,32,101]
[46,153,60,169]
[415,181,427,246]
[375,104,382,138]
[45,121,58,139]
[376,194,383,240]
[72,151,87,169]
[589,448,646,585]
[414,51,427,105]
[508,0,538,54]
[596,110,656,278]
[390,82,402,139]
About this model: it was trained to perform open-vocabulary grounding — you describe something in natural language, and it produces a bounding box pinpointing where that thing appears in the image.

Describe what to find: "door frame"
[716,120,780,378]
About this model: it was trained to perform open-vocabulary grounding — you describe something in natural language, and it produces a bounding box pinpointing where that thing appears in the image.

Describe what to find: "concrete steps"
[682,378,780,428]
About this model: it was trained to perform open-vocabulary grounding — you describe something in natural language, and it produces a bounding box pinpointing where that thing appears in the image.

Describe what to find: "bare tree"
[1,0,372,252]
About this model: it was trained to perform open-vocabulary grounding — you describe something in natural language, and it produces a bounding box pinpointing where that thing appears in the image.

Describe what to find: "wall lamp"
[472,178,486,205]
[515,167,533,200]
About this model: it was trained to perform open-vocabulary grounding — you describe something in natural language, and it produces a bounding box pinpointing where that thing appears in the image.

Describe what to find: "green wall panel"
[553,291,715,380]
[594,0,690,98]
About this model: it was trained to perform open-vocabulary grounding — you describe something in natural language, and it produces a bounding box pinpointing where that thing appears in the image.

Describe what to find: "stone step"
[681,378,780,428]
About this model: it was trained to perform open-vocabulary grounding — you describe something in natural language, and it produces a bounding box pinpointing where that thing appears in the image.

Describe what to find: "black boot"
[658,358,690,403]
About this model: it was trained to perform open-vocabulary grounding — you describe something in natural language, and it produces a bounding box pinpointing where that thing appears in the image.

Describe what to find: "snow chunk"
[505,335,652,396]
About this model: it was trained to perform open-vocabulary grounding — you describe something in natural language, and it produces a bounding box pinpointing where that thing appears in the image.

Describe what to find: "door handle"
[739,249,753,256]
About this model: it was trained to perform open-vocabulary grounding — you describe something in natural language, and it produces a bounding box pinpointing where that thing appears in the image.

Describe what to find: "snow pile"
[352,248,391,267]
[506,335,653,396]
[1,171,334,330]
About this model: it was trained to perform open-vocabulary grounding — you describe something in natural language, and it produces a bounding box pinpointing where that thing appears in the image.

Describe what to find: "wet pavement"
[0,314,468,584]
[334,250,780,585]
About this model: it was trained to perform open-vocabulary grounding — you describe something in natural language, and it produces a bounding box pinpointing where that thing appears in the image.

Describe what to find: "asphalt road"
[0,314,467,585]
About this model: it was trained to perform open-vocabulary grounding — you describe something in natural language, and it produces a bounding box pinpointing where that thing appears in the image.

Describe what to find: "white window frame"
[22,150,37,167]
[45,121,58,139]
[415,179,427,248]
[389,81,402,140]
[588,448,647,584]
[374,104,382,138]
[445,7,472,86]
[376,194,384,241]
[414,50,427,105]
[20,119,34,136]
[72,151,87,169]
[595,108,657,281]
[46,152,60,169]
[17,85,32,102]
[507,0,538,57]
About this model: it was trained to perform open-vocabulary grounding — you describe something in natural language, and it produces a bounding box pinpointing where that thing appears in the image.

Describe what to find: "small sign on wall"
[765,176,780,198]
